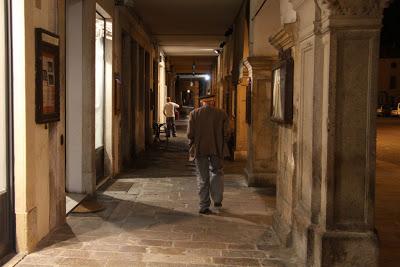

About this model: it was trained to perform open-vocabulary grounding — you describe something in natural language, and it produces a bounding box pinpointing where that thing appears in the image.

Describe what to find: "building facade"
[378,58,400,106]
[0,0,391,266]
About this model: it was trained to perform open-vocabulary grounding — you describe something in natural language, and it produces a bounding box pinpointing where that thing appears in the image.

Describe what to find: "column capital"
[316,0,386,17]
[242,56,278,80]
[315,0,388,31]
[269,23,297,51]
[238,63,250,86]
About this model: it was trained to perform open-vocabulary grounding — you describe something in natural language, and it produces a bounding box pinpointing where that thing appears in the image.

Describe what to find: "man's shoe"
[199,208,213,215]
[214,203,222,208]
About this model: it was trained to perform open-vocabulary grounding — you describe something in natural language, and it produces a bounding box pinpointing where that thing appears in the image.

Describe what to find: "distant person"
[163,97,180,137]
[187,97,230,214]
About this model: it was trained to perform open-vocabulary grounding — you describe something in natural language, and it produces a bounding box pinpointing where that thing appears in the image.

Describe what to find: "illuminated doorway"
[95,9,112,183]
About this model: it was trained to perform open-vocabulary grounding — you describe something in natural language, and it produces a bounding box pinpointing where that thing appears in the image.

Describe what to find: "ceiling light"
[187,90,191,93]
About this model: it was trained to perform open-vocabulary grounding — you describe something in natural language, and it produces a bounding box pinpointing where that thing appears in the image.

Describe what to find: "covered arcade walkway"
[16,121,298,267]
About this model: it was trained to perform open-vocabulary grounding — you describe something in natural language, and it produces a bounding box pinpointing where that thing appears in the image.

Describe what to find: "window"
[390,76,397,90]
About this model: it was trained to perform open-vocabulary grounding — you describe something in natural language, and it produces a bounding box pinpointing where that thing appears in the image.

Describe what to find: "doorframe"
[7,0,15,252]
[95,10,107,182]
[2,0,16,258]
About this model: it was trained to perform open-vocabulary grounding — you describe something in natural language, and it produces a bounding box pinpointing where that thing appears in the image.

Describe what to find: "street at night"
[377,117,400,165]
[376,117,400,266]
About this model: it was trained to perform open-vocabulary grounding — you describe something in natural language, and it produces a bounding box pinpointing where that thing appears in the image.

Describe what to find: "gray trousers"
[166,117,176,137]
[195,155,224,211]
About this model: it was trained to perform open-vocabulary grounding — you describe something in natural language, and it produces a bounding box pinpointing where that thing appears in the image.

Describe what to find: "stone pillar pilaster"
[192,81,200,109]
[234,77,249,161]
[268,23,296,248]
[289,0,387,265]
[243,57,278,187]
[317,3,382,265]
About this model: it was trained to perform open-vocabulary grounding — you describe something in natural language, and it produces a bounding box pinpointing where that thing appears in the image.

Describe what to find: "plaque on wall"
[271,49,294,124]
[35,28,60,124]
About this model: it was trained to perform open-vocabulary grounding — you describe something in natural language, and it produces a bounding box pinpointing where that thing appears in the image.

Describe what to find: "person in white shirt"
[163,97,180,137]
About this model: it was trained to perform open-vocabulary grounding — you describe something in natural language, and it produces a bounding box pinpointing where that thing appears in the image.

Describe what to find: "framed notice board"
[35,28,60,124]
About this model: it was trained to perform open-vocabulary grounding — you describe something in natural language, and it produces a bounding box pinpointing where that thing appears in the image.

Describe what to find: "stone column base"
[319,230,378,267]
[244,168,276,187]
[272,212,292,247]
[234,150,247,161]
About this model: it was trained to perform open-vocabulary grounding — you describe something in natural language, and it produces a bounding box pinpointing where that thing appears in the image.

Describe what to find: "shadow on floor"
[18,119,297,266]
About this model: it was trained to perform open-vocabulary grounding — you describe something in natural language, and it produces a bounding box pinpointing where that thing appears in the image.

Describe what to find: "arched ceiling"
[130,0,244,56]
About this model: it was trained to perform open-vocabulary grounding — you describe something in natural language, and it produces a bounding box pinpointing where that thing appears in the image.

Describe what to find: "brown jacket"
[187,106,230,161]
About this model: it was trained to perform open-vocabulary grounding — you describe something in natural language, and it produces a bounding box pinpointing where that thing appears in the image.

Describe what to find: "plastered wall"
[14,0,66,252]
[250,0,281,56]
[13,0,157,252]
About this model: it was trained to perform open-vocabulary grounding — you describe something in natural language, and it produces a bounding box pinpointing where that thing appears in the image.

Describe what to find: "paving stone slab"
[16,127,298,267]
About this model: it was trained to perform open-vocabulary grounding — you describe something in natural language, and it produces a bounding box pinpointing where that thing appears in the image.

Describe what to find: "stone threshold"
[66,193,86,215]
[1,253,26,267]
[65,175,112,214]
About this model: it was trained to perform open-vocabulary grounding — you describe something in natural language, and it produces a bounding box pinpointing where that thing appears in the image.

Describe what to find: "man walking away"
[187,96,230,214]
[163,97,180,137]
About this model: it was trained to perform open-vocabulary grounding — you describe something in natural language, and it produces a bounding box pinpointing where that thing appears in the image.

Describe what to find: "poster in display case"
[35,28,60,124]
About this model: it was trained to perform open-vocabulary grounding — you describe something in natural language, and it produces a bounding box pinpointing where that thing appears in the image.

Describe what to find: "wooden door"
[120,33,137,169]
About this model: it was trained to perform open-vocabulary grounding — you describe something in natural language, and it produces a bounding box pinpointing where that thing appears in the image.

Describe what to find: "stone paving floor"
[16,121,298,267]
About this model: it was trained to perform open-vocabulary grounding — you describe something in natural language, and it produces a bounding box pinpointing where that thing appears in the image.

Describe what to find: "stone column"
[244,57,278,187]
[289,0,386,265]
[234,83,248,161]
[317,2,382,266]
[234,68,250,161]
[193,81,200,109]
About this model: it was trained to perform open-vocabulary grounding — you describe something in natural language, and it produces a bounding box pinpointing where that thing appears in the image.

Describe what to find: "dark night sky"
[381,0,400,58]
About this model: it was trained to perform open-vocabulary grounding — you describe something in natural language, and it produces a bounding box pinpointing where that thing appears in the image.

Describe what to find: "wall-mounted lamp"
[214,49,222,54]
[192,62,196,76]
[224,27,233,37]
